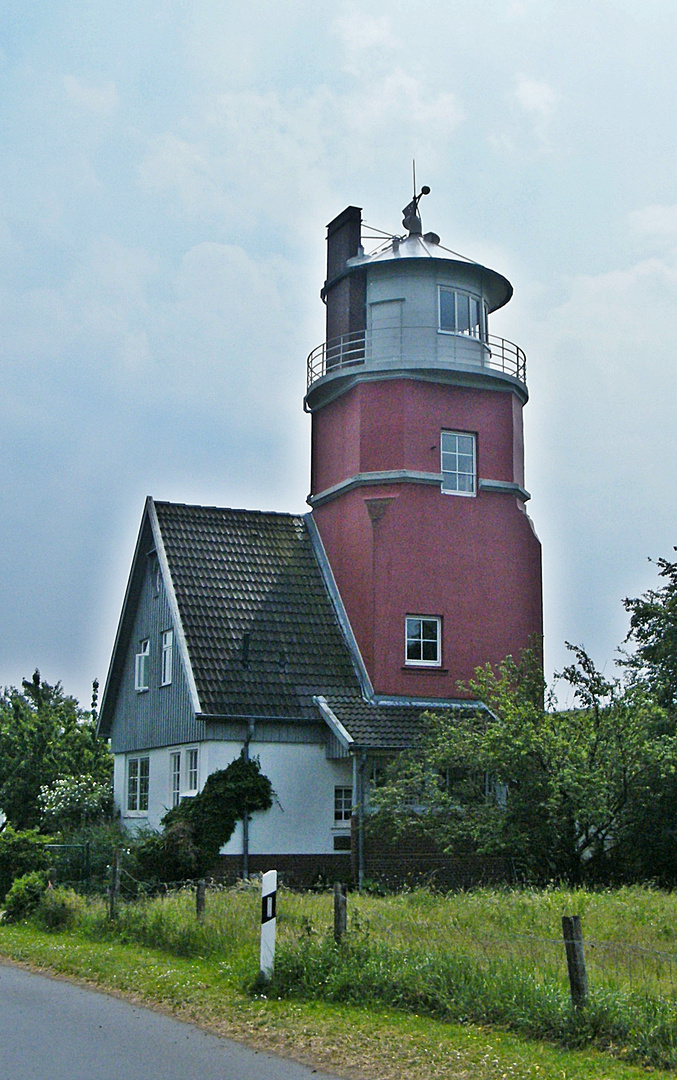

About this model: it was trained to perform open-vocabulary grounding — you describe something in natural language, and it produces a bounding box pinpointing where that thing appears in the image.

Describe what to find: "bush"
[38,774,113,832]
[34,886,84,931]
[0,826,52,900]
[2,870,47,922]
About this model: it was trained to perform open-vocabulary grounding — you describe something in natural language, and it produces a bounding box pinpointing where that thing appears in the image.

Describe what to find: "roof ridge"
[153,499,306,520]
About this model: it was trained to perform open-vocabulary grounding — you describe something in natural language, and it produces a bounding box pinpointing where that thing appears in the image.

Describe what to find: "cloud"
[63,75,119,116]
[342,69,462,137]
[628,204,677,247]
[514,74,558,143]
[333,8,399,57]
[138,133,229,218]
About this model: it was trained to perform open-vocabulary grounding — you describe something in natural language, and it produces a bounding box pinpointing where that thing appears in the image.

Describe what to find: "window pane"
[127,759,138,811]
[161,630,173,685]
[456,292,471,333]
[334,786,353,821]
[187,749,198,791]
[469,297,480,337]
[405,617,440,665]
[441,431,475,495]
[139,758,150,811]
[171,753,181,807]
[439,289,455,331]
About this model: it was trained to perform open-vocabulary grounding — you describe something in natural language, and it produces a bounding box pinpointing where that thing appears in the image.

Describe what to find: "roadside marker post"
[260,869,277,977]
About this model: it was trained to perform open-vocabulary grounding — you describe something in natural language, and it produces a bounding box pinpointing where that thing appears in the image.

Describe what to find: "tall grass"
[28,883,677,1069]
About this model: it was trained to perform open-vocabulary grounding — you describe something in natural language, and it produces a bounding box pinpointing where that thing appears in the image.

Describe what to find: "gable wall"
[109,554,202,753]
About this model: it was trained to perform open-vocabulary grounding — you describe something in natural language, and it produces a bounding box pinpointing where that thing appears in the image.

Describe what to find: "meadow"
[10,882,677,1071]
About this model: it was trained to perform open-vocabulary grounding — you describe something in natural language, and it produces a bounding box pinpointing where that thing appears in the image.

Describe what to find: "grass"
[3,884,677,1077]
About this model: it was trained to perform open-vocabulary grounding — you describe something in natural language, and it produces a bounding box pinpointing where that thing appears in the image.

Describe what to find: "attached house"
[98,498,473,884]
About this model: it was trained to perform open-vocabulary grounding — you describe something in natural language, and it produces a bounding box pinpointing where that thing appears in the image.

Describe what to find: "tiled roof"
[153,501,474,749]
[321,691,474,750]
[154,502,359,720]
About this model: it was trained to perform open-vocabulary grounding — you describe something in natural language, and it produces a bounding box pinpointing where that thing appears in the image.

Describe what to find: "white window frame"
[127,756,150,813]
[161,629,173,686]
[170,752,181,808]
[438,286,486,340]
[405,615,442,667]
[334,786,353,824]
[186,748,199,794]
[134,639,150,692]
[441,430,476,496]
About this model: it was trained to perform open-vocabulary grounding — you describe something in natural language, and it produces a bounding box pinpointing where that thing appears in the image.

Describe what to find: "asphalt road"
[0,962,340,1080]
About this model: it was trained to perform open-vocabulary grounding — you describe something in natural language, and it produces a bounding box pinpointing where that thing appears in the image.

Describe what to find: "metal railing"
[306,327,527,389]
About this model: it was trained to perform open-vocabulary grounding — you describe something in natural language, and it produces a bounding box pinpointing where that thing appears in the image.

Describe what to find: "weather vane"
[402,160,430,236]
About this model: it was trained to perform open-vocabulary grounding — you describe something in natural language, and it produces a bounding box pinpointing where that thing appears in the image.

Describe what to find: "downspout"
[242,719,255,880]
[357,750,367,893]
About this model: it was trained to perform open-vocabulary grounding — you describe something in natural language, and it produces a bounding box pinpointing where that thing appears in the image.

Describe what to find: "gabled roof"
[99,497,480,749]
[153,500,358,719]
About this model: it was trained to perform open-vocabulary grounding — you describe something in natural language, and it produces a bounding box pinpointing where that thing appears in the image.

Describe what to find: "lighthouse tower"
[305,195,542,699]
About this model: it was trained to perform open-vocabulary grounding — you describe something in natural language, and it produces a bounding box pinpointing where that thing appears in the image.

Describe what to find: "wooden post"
[196,879,206,920]
[108,849,120,921]
[334,882,347,943]
[562,914,588,1007]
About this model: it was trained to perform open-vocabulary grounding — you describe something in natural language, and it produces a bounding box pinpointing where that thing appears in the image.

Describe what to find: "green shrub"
[0,827,52,900]
[33,886,84,931]
[2,870,47,922]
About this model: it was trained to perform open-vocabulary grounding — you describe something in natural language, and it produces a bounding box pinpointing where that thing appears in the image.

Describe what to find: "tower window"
[405,616,442,667]
[441,431,476,495]
[439,287,485,339]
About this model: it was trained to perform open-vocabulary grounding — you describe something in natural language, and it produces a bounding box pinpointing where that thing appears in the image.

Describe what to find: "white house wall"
[116,738,352,855]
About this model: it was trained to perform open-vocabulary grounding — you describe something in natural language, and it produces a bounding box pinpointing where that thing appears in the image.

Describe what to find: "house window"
[161,629,173,686]
[127,756,150,812]
[186,748,198,793]
[135,639,150,691]
[334,786,353,823]
[170,752,181,808]
[441,431,476,495]
[405,616,442,667]
[439,287,485,339]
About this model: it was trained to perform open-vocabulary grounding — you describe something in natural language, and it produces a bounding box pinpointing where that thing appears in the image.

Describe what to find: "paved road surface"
[0,962,340,1080]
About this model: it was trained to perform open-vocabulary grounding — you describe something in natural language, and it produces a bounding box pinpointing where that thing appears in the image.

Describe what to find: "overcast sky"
[1,0,676,708]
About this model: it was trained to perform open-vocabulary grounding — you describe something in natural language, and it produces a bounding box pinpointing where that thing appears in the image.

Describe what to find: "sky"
[1,0,677,709]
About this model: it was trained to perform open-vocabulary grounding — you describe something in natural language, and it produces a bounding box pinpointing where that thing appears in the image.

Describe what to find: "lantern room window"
[439,287,486,339]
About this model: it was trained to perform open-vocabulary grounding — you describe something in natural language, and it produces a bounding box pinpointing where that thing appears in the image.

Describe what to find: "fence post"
[260,870,277,978]
[196,879,206,920]
[84,842,91,887]
[562,914,588,1008]
[334,882,347,943]
[108,849,120,921]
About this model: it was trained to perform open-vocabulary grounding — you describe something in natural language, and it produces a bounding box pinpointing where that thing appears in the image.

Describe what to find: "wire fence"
[36,846,677,1005]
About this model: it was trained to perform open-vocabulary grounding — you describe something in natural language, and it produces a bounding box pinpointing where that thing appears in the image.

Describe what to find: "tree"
[370,647,677,885]
[0,671,112,830]
[623,553,677,712]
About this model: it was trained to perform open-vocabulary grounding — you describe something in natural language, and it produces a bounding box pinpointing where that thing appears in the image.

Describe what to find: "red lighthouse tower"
[306,195,542,699]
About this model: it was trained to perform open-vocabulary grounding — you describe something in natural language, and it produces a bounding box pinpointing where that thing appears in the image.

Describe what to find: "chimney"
[323,206,366,343]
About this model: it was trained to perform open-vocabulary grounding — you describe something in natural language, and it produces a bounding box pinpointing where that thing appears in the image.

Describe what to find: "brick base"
[214,853,351,890]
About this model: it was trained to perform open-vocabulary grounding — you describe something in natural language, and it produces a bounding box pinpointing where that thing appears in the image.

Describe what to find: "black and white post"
[260,869,277,977]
